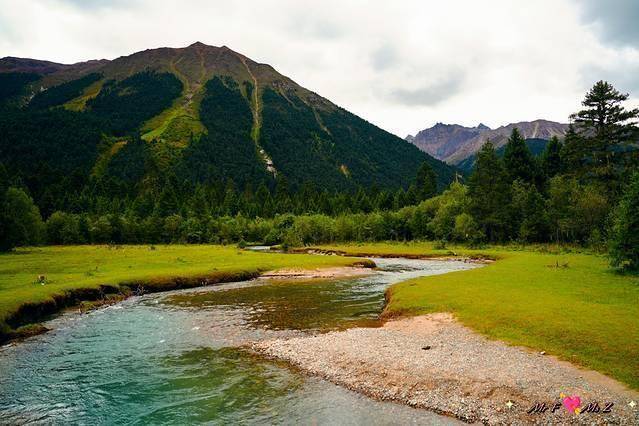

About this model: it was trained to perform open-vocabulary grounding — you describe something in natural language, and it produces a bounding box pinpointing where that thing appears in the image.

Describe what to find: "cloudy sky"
[1,0,638,137]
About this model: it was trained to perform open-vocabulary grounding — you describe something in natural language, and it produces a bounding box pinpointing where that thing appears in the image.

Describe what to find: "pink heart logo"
[562,395,581,413]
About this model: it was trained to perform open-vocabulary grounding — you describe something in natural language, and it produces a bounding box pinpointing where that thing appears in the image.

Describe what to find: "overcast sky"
[1,0,638,137]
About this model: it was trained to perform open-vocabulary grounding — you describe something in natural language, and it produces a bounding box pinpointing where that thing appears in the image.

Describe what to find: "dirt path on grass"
[253,313,639,424]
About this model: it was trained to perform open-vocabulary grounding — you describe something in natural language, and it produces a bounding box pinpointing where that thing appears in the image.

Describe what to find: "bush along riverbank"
[0,245,371,344]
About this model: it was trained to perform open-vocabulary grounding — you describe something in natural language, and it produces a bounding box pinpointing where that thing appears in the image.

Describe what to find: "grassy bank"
[316,242,639,390]
[0,245,365,342]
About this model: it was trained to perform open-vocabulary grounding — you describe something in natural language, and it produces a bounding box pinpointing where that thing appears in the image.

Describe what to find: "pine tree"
[572,81,639,144]
[570,81,639,189]
[404,184,418,207]
[503,128,536,184]
[468,141,512,241]
[415,161,437,201]
[560,124,583,176]
[541,136,563,179]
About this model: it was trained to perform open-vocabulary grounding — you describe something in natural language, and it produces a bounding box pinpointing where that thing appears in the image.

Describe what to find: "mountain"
[0,43,455,211]
[407,119,568,165]
[406,123,491,161]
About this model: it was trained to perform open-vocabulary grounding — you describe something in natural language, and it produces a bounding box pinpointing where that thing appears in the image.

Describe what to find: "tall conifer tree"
[415,161,438,201]
[503,128,536,184]
[468,141,512,241]
[570,81,639,190]
[541,136,563,179]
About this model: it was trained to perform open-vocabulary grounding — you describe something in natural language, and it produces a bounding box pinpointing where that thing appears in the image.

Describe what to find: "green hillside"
[0,43,455,217]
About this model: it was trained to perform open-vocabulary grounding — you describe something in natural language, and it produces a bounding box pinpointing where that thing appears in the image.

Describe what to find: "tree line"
[1,81,638,269]
[0,157,438,248]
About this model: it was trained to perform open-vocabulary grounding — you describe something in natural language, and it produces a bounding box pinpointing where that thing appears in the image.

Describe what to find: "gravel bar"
[252,313,639,425]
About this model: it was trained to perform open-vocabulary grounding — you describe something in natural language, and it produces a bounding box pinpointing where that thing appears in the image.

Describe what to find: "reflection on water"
[0,257,474,424]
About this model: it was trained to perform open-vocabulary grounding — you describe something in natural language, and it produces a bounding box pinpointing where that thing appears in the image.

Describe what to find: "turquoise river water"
[0,257,476,425]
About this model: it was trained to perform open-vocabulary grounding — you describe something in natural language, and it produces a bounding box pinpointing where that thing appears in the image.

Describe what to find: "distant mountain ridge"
[406,119,569,165]
[406,122,491,162]
[0,56,109,76]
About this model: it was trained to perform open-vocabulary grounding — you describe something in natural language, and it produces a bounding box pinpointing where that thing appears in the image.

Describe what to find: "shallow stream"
[0,257,476,424]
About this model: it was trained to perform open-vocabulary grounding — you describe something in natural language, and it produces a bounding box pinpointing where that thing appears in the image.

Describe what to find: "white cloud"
[0,0,637,137]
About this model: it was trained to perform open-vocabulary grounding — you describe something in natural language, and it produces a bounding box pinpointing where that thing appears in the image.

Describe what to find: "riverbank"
[0,245,371,344]
[261,266,374,280]
[254,314,638,424]
[311,243,639,391]
[292,246,495,263]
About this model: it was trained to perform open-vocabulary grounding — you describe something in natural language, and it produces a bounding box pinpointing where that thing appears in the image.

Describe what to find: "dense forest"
[87,71,183,135]
[0,72,39,107]
[1,80,638,268]
[177,77,272,187]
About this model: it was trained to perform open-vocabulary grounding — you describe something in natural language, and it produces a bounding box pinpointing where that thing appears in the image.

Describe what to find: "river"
[0,257,477,425]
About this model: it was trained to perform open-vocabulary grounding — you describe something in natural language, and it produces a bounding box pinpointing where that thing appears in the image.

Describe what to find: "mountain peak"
[476,123,490,131]
[185,41,225,51]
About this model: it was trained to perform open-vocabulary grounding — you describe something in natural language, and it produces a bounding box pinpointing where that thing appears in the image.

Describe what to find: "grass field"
[0,245,360,339]
[317,242,639,390]
[3,242,638,390]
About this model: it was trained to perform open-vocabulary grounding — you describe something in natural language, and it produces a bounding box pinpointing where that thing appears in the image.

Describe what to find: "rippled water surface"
[0,257,476,424]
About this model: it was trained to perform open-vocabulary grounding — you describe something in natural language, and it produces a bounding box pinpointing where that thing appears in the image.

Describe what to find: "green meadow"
[0,245,360,339]
[317,242,639,390]
[2,242,638,390]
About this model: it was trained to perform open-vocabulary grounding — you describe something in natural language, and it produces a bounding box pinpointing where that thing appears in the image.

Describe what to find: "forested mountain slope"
[0,43,455,215]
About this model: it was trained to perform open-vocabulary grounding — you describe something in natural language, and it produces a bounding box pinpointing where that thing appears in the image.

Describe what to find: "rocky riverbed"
[253,313,639,424]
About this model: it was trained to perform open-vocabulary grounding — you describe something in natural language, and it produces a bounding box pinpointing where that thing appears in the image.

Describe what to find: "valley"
[1,6,639,422]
